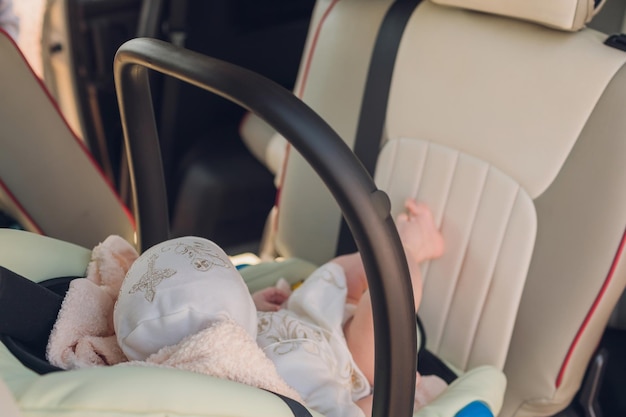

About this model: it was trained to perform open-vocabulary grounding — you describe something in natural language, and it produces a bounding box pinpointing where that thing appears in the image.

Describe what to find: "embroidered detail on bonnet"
[163,239,231,271]
[127,239,231,302]
[129,254,176,302]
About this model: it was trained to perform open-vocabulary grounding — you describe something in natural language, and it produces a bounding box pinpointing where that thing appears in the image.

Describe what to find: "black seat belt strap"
[267,391,314,417]
[336,0,422,255]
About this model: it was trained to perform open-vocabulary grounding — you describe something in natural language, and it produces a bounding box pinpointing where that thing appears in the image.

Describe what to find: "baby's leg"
[396,198,444,309]
[344,199,444,387]
[397,198,444,265]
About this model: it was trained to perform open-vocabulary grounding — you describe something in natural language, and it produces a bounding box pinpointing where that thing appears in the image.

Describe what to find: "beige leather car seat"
[0,29,135,250]
[242,0,626,416]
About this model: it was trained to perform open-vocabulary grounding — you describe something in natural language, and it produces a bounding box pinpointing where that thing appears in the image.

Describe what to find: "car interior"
[0,0,625,416]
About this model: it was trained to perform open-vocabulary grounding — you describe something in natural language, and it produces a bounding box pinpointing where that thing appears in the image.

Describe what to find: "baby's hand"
[252,287,290,311]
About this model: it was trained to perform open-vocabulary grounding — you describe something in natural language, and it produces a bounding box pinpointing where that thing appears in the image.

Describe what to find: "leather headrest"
[430,0,606,31]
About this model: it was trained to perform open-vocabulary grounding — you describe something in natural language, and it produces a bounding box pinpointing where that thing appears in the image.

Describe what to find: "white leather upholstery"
[239,0,608,182]
[262,1,626,416]
[275,0,392,262]
[240,0,391,187]
[0,29,135,249]
[387,2,626,200]
[503,64,626,415]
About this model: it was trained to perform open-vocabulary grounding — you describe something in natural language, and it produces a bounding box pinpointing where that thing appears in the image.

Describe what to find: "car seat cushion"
[1,349,321,417]
[0,374,21,417]
[2,336,505,417]
[0,229,92,283]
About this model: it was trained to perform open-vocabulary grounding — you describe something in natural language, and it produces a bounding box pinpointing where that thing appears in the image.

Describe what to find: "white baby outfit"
[257,262,371,417]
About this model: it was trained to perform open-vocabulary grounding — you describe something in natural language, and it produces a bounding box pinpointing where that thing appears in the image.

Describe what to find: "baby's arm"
[252,287,290,311]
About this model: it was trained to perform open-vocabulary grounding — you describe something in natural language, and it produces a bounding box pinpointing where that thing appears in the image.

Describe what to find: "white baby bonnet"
[114,236,257,361]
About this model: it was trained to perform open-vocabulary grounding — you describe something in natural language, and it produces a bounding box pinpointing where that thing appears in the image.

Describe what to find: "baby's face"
[113,236,258,361]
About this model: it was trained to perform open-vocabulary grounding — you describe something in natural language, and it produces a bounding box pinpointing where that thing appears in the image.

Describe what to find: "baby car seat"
[239,0,626,416]
[0,27,505,417]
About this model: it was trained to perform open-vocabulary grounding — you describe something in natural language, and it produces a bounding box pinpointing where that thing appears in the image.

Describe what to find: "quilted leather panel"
[375,138,536,371]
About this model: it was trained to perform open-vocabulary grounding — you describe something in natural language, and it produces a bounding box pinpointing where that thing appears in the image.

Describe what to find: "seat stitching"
[433,154,488,354]
[464,180,521,370]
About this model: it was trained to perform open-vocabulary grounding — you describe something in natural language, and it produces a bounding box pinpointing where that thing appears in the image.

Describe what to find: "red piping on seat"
[274,0,342,232]
[0,28,136,231]
[0,180,43,233]
[294,0,341,100]
[556,228,626,387]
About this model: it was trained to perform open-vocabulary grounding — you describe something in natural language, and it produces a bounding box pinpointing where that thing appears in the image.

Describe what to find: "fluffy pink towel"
[129,318,301,401]
[46,235,137,368]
